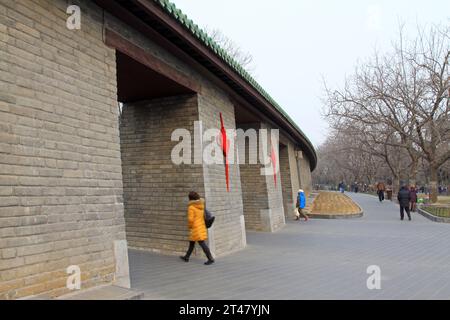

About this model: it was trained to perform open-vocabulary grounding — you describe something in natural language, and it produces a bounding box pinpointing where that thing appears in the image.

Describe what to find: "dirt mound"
[311,192,361,215]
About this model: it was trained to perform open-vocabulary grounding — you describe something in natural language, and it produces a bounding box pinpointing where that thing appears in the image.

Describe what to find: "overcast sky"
[171,0,450,147]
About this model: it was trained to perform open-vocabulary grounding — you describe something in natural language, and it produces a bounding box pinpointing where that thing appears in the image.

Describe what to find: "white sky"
[170,0,450,147]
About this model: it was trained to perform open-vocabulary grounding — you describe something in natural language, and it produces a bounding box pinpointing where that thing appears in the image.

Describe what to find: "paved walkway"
[129,193,450,300]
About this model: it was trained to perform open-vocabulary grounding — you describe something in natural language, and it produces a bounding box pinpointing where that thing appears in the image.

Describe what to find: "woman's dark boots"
[202,246,215,265]
[181,241,214,265]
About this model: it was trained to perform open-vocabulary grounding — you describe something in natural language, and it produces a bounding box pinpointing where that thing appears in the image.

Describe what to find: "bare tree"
[205,27,256,75]
[323,24,449,202]
[401,25,450,202]
[313,129,389,189]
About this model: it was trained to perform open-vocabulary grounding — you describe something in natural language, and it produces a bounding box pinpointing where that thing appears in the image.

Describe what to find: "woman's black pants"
[185,241,214,261]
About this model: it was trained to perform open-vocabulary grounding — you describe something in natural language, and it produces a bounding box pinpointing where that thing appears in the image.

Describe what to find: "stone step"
[59,285,144,300]
[23,285,144,300]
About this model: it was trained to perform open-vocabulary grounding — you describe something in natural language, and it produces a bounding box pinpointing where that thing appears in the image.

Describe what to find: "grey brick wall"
[198,93,246,256]
[238,122,285,232]
[261,122,285,232]
[120,95,205,256]
[298,153,312,196]
[120,93,246,258]
[280,145,293,218]
[288,143,301,215]
[0,0,127,299]
[238,123,265,231]
[279,142,303,220]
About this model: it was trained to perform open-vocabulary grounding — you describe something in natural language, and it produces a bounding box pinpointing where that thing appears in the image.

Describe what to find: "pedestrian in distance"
[386,183,393,201]
[295,189,309,221]
[180,191,215,265]
[397,185,412,221]
[409,185,418,212]
[338,182,345,193]
[376,181,386,202]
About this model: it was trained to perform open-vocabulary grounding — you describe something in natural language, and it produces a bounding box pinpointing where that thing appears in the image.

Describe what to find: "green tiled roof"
[153,0,315,153]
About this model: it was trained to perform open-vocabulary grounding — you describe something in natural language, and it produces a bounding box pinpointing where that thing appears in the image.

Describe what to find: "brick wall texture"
[280,145,293,218]
[262,123,285,232]
[298,156,312,196]
[198,94,246,256]
[238,122,285,232]
[239,123,264,231]
[280,141,302,219]
[288,143,301,215]
[120,95,205,256]
[120,93,247,257]
[0,0,127,299]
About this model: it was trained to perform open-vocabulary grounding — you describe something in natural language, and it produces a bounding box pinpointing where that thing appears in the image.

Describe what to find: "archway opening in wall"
[116,51,194,102]
[111,31,203,256]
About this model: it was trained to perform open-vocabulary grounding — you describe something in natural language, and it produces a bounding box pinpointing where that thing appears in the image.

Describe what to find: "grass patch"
[422,206,450,218]
[437,196,450,205]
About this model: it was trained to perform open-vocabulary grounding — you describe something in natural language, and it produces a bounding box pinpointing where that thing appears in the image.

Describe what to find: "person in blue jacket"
[338,182,345,193]
[295,189,309,221]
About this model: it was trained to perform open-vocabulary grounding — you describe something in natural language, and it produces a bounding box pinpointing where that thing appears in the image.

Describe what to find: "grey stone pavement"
[129,193,450,300]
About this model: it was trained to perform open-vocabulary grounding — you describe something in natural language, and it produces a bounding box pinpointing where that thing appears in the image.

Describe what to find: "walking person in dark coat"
[397,185,412,221]
[409,186,418,212]
[376,181,386,202]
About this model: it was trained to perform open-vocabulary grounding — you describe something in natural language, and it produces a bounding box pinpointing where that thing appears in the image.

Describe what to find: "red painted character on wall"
[270,139,278,187]
[217,113,230,192]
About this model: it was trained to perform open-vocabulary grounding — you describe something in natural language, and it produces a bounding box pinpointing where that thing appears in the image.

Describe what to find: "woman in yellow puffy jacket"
[180,191,215,265]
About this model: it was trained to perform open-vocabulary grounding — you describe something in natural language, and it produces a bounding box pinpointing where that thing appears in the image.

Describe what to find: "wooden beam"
[104,28,201,93]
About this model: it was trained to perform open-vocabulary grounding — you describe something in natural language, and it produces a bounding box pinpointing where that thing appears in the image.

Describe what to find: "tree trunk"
[429,166,438,203]
[409,161,418,187]
[393,177,400,202]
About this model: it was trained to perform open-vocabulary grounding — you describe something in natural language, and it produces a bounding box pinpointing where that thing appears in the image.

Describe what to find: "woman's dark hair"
[188,191,200,201]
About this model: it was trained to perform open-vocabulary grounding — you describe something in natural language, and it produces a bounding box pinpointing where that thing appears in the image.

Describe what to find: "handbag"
[204,208,215,228]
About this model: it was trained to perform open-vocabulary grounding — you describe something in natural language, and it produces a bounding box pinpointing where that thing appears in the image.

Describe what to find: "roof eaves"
[152,0,316,166]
